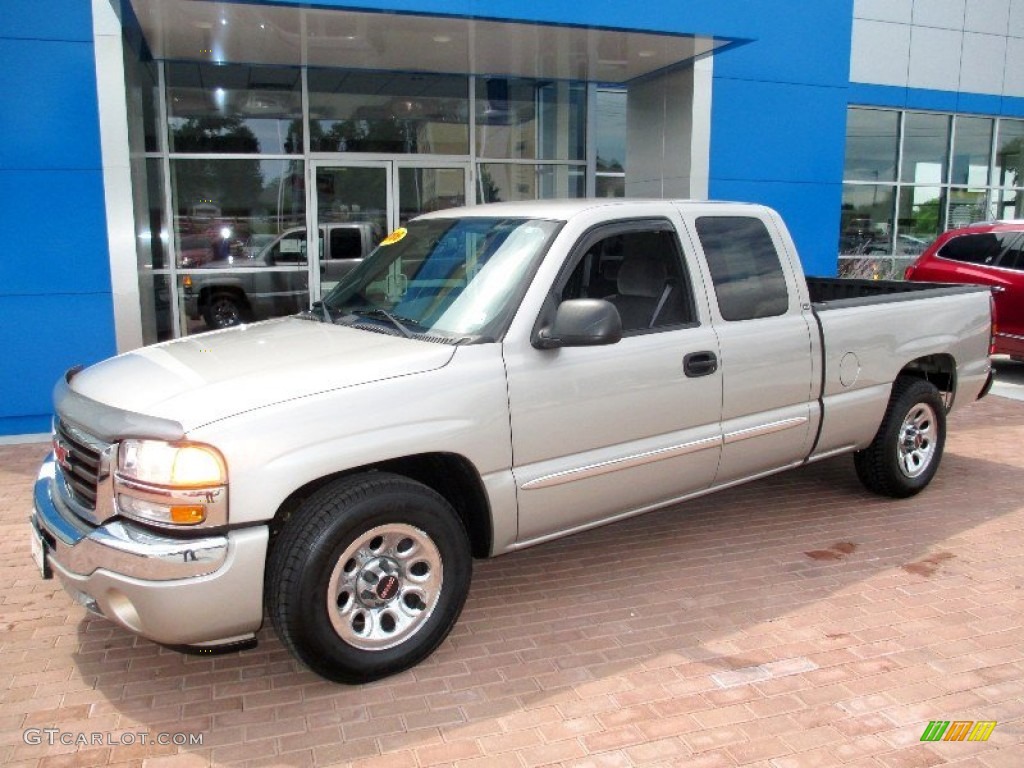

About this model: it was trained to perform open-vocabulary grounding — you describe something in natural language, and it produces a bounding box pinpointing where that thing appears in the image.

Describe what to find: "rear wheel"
[266,472,471,683]
[854,376,946,498]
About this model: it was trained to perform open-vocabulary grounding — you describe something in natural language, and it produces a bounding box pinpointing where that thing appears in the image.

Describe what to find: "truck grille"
[54,420,108,510]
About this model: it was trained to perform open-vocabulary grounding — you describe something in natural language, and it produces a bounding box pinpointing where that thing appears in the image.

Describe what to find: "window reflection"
[309,70,468,154]
[166,63,303,154]
[844,108,899,182]
[134,158,167,270]
[995,119,1024,188]
[898,186,946,244]
[397,167,465,226]
[951,117,993,186]
[901,113,950,185]
[178,268,309,334]
[170,158,305,269]
[122,35,159,153]
[596,176,625,198]
[477,163,584,203]
[139,274,173,345]
[993,188,1022,219]
[841,107,1024,278]
[948,188,990,228]
[476,78,586,161]
[840,185,896,256]
[596,88,626,197]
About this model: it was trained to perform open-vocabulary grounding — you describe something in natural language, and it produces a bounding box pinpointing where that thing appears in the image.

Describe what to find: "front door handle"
[684,351,718,378]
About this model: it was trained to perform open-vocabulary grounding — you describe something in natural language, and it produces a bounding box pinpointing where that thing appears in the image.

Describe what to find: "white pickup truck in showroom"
[30,199,994,683]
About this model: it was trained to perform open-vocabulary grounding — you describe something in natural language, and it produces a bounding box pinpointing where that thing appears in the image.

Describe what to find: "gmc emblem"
[53,439,72,471]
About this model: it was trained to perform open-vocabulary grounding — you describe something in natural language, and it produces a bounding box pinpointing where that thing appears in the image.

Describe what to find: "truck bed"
[807,277,989,309]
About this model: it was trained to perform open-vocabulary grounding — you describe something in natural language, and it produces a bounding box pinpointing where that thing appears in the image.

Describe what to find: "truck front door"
[504,218,723,545]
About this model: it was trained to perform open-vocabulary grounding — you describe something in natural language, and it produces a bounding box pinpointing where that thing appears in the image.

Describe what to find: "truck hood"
[68,318,457,432]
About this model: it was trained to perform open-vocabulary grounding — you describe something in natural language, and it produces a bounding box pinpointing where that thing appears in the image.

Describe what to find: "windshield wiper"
[349,308,415,338]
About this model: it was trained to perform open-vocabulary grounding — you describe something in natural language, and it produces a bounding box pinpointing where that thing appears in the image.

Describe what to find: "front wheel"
[266,472,471,683]
[203,292,246,329]
[854,376,947,498]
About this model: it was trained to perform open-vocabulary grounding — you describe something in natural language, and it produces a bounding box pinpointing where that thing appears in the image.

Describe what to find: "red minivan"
[905,221,1024,360]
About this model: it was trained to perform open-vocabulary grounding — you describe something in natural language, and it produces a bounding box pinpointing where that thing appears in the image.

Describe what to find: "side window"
[997,234,1024,271]
[938,233,1015,265]
[561,227,696,332]
[695,216,789,321]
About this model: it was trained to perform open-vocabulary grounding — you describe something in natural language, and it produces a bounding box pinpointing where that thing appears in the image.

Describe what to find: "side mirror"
[534,299,622,349]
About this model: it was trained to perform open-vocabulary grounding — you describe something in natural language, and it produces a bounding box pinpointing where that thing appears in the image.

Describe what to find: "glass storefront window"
[177,267,309,335]
[170,159,305,268]
[992,188,1022,220]
[898,185,946,243]
[308,71,469,154]
[166,63,303,154]
[139,274,174,345]
[135,158,167,269]
[477,163,584,203]
[901,113,950,185]
[122,38,160,153]
[844,108,899,182]
[596,89,626,173]
[995,119,1024,188]
[951,117,993,186]
[948,188,990,228]
[840,184,896,255]
[596,176,625,198]
[476,78,585,161]
[129,58,614,342]
[397,167,466,226]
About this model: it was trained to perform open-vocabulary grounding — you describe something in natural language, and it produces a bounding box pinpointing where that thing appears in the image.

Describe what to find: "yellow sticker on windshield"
[380,227,407,246]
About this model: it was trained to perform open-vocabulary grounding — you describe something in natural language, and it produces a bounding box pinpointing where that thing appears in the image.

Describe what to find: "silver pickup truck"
[30,200,993,683]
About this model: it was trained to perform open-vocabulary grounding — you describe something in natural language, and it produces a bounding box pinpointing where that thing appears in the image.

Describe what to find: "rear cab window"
[694,216,790,321]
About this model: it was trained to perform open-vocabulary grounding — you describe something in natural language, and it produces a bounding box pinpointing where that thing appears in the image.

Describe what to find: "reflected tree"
[171,116,260,153]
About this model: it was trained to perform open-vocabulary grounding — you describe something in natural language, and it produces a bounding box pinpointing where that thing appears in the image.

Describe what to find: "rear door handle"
[684,351,718,378]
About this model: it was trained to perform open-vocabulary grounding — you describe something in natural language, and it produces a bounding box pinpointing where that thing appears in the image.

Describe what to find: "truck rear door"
[678,207,820,485]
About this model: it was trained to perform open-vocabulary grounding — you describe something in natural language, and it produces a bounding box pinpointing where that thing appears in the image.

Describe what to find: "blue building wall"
[1,1,117,435]
[849,82,1024,119]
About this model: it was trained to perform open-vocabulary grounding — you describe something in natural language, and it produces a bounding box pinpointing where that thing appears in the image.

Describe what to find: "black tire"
[203,292,246,329]
[266,472,471,684]
[854,376,947,498]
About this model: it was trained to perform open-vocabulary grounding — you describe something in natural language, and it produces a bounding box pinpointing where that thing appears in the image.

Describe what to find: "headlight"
[115,440,228,528]
[119,440,226,487]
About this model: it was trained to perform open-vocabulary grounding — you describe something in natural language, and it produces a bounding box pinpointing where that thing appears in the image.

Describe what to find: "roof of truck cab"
[413,198,767,222]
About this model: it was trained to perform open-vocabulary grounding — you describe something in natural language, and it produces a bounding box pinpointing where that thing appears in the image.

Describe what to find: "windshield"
[321,217,561,342]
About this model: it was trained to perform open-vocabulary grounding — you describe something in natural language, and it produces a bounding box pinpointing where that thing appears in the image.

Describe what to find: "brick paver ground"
[2,396,1023,767]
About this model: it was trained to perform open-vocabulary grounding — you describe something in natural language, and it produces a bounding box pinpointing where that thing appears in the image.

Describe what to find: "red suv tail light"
[989,292,998,356]
[904,264,916,280]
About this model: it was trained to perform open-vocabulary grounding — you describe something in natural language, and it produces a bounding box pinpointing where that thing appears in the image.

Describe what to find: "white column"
[93,0,144,351]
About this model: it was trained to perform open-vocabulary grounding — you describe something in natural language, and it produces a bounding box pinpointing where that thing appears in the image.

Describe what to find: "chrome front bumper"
[31,456,268,646]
